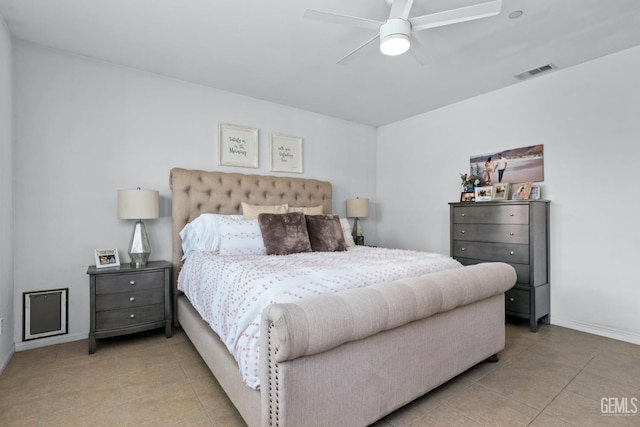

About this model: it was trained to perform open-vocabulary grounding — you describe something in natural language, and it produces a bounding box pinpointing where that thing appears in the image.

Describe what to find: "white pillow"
[288,205,323,215]
[340,217,356,248]
[217,216,266,256]
[179,214,243,259]
[241,202,289,220]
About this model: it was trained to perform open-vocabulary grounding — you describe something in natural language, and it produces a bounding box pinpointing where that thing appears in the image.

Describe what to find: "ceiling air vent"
[514,63,557,81]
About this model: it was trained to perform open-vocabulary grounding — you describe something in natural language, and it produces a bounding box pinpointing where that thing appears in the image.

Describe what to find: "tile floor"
[0,319,639,426]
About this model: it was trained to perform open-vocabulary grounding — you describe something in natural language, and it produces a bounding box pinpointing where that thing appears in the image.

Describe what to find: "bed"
[170,167,517,427]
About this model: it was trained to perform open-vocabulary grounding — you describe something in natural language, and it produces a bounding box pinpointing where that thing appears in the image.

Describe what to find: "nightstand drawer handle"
[509,297,515,302]
[461,247,466,251]
[461,213,466,217]
[510,213,515,216]
[510,251,515,255]
[461,230,466,234]
[129,280,136,285]
[130,314,135,319]
[509,232,515,236]
[129,297,135,302]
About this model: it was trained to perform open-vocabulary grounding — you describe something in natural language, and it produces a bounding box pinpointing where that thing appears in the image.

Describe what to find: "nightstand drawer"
[452,223,529,244]
[95,288,164,311]
[453,205,529,225]
[95,303,164,330]
[95,271,164,294]
[505,289,529,315]
[452,241,529,264]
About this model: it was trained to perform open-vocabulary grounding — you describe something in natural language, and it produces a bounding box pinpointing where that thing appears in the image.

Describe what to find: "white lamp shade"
[346,198,370,218]
[118,189,159,219]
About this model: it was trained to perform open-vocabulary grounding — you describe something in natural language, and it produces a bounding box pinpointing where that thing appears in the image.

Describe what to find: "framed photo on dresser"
[474,186,493,202]
[492,183,509,200]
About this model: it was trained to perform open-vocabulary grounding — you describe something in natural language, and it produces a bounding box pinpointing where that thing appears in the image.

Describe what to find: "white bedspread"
[178,246,462,389]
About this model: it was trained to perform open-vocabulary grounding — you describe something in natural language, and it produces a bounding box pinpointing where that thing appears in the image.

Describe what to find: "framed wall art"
[270,133,303,173]
[218,123,259,168]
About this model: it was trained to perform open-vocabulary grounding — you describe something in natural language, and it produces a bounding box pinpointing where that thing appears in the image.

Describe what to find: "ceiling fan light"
[379,18,411,56]
[380,34,410,56]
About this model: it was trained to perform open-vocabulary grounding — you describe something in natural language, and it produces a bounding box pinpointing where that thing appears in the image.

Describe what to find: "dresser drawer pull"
[461,230,466,234]
[130,314,135,319]
[510,232,515,236]
[461,213,466,217]
[510,213,515,216]
[510,251,515,255]
[129,297,135,302]
[461,247,466,251]
[130,280,136,285]
[509,297,515,302]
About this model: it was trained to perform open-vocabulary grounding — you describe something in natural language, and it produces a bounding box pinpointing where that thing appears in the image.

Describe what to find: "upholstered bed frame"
[170,167,517,427]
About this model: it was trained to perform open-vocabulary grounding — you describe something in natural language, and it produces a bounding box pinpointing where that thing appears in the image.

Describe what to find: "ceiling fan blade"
[389,0,414,20]
[407,36,427,66]
[337,34,380,65]
[304,9,382,30]
[410,0,502,32]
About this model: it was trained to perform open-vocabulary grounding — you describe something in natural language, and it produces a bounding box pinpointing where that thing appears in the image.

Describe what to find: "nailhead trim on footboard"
[267,322,281,427]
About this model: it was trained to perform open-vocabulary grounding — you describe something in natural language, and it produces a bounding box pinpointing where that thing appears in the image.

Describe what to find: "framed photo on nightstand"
[94,248,120,268]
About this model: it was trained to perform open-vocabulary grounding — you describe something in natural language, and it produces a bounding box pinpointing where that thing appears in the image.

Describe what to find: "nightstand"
[86,260,172,353]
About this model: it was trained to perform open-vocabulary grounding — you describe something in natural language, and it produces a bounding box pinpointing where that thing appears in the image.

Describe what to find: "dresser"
[449,201,550,331]
[86,260,172,353]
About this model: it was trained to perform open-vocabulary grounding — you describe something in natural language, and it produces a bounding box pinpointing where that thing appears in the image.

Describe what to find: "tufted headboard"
[169,167,333,292]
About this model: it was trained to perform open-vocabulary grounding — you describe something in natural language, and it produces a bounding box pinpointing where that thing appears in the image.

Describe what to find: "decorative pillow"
[257,212,312,255]
[217,215,266,256]
[340,217,356,248]
[305,215,348,252]
[179,214,244,259]
[288,205,323,215]
[241,202,289,220]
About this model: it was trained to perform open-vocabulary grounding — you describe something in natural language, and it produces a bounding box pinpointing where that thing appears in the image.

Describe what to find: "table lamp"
[117,188,159,267]
[346,197,369,246]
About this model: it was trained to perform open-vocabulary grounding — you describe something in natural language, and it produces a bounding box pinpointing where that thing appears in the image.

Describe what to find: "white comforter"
[178,246,462,389]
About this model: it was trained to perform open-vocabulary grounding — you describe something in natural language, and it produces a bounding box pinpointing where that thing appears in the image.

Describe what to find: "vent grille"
[515,63,556,80]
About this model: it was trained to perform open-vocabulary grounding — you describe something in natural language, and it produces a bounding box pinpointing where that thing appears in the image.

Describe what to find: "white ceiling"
[2,0,640,127]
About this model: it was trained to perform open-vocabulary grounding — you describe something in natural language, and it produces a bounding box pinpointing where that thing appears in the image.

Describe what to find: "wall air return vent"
[515,63,557,80]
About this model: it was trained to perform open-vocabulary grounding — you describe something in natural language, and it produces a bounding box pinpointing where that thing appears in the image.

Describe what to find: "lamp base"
[128,220,151,268]
[352,217,365,246]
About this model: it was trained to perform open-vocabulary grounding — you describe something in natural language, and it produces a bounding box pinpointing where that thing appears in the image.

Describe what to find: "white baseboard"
[0,343,15,375]
[552,318,640,345]
[14,332,87,352]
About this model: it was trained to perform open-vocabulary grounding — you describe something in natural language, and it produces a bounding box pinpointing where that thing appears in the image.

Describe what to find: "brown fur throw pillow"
[257,212,312,255]
[305,214,348,252]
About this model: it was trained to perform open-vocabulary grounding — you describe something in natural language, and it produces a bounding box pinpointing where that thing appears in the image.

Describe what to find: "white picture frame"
[218,123,259,168]
[475,186,493,202]
[492,183,509,201]
[529,185,541,200]
[270,133,303,173]
[94,248,120,268]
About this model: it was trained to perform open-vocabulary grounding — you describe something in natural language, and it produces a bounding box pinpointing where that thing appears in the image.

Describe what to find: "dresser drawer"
[453,241,529,264]
[452,223,529,244]
[456,258,530,284]
[452,205,529,225]
[95,271,164,294]
[506,289,529,315]
[95,303,164,330]
[95,288,164,311]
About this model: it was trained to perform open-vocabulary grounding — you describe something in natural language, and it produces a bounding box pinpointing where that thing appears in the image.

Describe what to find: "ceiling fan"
[304,0,503,65]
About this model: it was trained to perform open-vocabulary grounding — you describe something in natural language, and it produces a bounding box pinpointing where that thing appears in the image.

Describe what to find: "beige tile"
[119,361,189,401]
[0,395,44,426]
[407,404,482,427]
[45,356,118,394]
[565,369,640,403]
[36,406,128,427]
[40,377,123,416]
[190,377,246,426]
[542,389,639,427]
[445,383,539,426]
[528,413,575,427]
[582,350,640,391]
[477,351,582,409]
[120,382,206,425]
[115,344,178,375]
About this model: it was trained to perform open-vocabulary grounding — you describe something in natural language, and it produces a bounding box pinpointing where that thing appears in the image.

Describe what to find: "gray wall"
[12,41,377,350]
[377,45,640,344]
[0,15,14,370]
